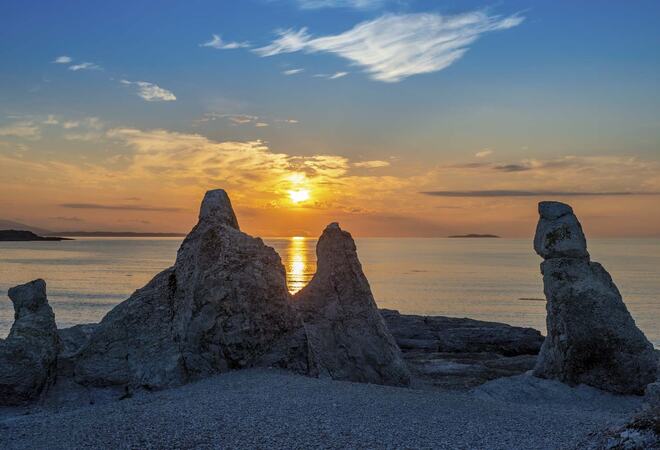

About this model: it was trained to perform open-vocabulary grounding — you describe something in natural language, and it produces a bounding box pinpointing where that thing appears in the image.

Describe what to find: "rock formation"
[293,223,410,386]
[381,309,543,389]
[532,201,658,394]
[73,189,311,389]
[0,279,61,405]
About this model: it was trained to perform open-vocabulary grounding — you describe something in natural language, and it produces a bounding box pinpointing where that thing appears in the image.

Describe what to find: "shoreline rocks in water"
[532,201,658,395]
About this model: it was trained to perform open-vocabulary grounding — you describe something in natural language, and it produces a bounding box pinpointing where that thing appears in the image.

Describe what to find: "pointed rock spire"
[0,279,61,405]
[198,189,239,230]
[294,223,410,386]
[532,202,657,394]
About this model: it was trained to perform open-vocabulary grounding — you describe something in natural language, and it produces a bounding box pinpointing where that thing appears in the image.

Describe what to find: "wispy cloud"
[353,160,390,168]
[53,56,72,64]
[68,62,101,71]
[49,216,84,222]
[283,68,304,75]
[475,149,493,158]
[293,0,388,9]
[0,121,41,139]
[120,80,176,102]
[200,34,250,50]
[255,12,524,82]
[314,71,348,79]
[59,202,184,212]
[420,190,660,197]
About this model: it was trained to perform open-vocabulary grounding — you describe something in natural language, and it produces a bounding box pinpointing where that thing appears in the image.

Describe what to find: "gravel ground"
[0,369,641,449]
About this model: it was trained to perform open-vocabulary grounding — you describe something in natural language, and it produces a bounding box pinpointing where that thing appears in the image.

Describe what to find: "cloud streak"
[68,62,101,71]
[420,190,660,198]
[59,203,184,212]
[200,34,250,49]
[293,0,387,9]
[255,12,524,82]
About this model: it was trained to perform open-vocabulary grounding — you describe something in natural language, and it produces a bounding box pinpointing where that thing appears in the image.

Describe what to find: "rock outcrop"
[0,279,61,405]
[73,190,311,389]
[293,223,410,386]
[382,309,543,389]
[532,201,658,394]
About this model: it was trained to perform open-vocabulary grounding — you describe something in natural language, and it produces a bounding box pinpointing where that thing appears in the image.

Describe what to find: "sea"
[1,237,658,347]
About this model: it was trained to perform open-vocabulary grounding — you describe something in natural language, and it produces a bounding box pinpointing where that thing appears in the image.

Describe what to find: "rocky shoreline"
[1,190,658,448]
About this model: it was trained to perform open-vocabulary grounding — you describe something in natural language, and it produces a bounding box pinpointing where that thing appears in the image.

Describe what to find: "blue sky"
[1,0,659,236]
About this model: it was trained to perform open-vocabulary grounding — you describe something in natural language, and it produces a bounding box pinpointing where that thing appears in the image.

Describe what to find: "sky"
[1,0,659,237]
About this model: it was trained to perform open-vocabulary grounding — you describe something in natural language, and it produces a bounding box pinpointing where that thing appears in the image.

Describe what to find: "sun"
[288,189,310,204]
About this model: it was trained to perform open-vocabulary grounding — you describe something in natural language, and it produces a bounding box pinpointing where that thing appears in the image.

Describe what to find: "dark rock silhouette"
[532,201,658,394]
[294,223,410,386]
[0,279,61,405]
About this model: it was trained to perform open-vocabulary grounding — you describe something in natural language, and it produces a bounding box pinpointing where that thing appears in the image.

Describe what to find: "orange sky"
[2,126,659,237]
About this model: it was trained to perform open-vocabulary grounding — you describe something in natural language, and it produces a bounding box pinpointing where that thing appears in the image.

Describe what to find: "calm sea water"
[1,237,658,346]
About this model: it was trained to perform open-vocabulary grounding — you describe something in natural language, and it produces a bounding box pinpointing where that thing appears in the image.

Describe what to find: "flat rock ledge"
[381,309,544,389]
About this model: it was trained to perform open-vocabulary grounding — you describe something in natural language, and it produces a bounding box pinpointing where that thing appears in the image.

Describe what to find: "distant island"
[0,230,72,241]
[54,231,186,237]
[448,234,500,238]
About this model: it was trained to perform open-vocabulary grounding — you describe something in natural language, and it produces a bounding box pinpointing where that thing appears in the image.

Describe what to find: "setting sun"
[288,189,310,204]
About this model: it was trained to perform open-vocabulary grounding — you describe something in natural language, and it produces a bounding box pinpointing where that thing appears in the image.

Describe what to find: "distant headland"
[0,220,185,238]
[0,230,72,241]
[54,231,186,237]
[448,233,500,238]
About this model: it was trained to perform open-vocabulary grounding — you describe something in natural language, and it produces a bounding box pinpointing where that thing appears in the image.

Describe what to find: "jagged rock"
[0,279,61,405]
[532,201,658,395]
[73,190,311,389]
[293,223,410,386]
[381,309,542,389]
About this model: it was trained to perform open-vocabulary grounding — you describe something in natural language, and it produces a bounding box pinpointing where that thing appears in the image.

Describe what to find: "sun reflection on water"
[285,236,315,294]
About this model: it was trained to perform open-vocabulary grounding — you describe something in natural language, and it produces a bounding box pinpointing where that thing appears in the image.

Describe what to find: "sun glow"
[288,188,310,204]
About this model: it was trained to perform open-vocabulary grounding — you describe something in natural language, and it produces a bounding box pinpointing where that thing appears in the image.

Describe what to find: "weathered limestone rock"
[293,223,410,386]
[0,279,61,405]
[73,190,311,389]
[532,201,658,394]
